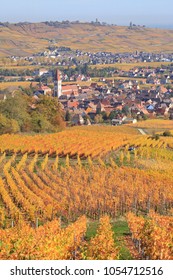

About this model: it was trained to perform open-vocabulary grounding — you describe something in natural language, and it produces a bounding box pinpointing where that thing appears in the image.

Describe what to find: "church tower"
[54,69,62,98]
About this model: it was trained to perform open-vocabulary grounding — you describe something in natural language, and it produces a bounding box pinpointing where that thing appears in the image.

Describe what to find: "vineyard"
[0,125,173,259]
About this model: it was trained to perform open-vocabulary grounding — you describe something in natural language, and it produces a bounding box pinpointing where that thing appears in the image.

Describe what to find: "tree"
[163,130,172,137]
[0,93,31,131]
[30,112,54,133]
[122,106,130,116]
[0,92,65,134]
[65,110,71,121]
[142,114,148,121]
[109,110,122,120]
[33,95,65,130]
[0,114,20,134]
[94,114,103,124]
[83,115,91,125]
[101,111,109,121]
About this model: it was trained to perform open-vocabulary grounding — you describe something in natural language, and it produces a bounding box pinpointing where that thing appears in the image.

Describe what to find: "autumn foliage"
[87,216,119,260]
[0,126,173,259]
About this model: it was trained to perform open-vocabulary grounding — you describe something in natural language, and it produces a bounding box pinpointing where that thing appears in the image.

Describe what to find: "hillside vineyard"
[1,22,173,57]
[0,125,173,259]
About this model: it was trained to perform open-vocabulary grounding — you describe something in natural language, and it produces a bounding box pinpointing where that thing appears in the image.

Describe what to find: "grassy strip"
[86,218,132,259]
[112,219,132,260]
[85,220,99,241]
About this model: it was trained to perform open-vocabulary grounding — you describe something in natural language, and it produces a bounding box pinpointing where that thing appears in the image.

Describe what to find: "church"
[54,69,79,98]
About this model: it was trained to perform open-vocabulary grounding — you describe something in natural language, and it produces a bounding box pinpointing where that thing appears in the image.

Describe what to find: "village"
[1,60,173,126]
[8,49,173,67]
[56,68,173,125]
[1,48,173,127]
[18,66,173,126]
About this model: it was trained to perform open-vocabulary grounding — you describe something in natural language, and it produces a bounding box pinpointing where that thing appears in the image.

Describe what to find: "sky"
[1,0,173,27]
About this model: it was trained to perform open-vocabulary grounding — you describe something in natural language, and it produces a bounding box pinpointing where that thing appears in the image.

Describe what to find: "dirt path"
[138,128,147,135]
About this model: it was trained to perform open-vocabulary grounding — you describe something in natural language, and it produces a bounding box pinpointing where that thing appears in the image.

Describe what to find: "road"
[138,128,147,135]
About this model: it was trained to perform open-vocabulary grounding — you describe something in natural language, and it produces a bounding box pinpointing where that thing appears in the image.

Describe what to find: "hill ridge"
[1,22,173,57]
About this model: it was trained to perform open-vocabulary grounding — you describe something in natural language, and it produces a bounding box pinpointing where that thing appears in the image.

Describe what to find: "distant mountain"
[1,21,173,57]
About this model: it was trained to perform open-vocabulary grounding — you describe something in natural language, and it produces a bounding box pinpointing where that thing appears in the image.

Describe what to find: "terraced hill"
[1,22,173,57]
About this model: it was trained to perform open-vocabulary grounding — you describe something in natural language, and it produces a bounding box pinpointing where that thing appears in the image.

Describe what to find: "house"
[62,84,79,97]
[71,114,84,125]
[122,118,137,124]
[90,83,98,88]
[104,106,115,114]
[86,102,97,111]
[96,101,105,114]
[24,76,34,81]
[67,100,79,109]
[111,119,122,126]
[155,103,169,116]
[34,85,52,96]
[146,104,155,111]
[36,69,49,76]
[101,99,111,106]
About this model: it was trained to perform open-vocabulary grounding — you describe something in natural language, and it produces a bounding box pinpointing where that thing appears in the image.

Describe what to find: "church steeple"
[54,69,62,98]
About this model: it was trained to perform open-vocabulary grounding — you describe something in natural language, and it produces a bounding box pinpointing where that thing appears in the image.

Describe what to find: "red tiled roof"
[67,101,79,108]
[62,85,79,95]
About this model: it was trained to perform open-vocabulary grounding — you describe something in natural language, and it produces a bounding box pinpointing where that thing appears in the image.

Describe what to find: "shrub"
[163,130,172,137]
